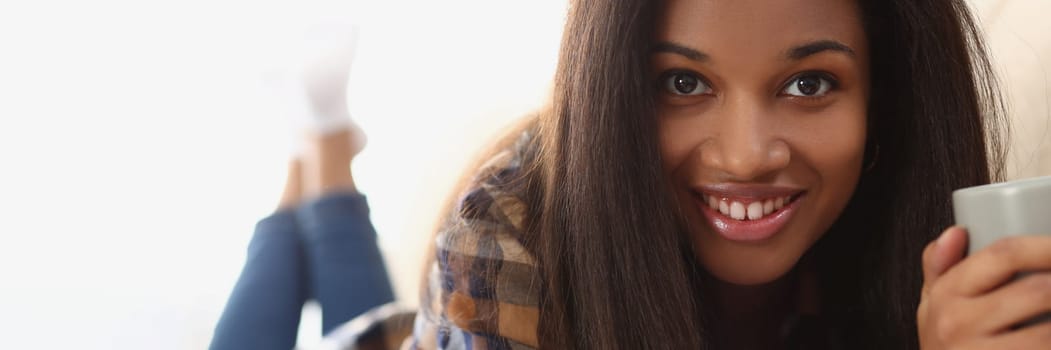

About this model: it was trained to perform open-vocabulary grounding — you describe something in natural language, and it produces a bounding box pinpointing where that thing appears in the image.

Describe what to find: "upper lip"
[692,183,805,201]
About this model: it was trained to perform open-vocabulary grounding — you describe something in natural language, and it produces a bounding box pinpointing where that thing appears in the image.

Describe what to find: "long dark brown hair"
[498,0,1008,348]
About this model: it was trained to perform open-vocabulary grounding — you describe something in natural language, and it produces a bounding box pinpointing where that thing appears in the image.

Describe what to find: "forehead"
[656,0,866,59]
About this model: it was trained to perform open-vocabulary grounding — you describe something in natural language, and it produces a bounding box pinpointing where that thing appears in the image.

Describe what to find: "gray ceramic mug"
[952,175,1051,325]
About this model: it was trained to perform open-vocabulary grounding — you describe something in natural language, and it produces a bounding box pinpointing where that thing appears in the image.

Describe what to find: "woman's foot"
[298,23,359,134]
[266,19,366,213]
[261,20,362,156]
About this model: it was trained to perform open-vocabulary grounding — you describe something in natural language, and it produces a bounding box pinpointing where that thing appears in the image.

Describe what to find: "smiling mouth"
[697,192,804,221]
[690,187,806,242]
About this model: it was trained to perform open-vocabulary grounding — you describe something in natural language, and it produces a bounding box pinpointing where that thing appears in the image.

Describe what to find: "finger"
[940,236,1051,297]
[922,239,939,298]
[967,272,1051,334]
[923,227,969,291]
[972,319,1051,349]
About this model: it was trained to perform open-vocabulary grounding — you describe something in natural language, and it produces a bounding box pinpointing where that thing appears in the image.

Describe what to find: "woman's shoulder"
[436,124,540,300]
[413,126,542,349]
[443,124,537,250]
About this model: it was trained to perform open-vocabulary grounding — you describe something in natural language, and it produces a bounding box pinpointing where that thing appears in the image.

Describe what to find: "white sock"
[296,21,360,135]
[260,20,362,156]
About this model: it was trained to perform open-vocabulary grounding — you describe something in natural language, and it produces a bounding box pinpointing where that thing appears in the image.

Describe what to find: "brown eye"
[782,73,835,97]
[662,72,712,96]
[796,76,821,95]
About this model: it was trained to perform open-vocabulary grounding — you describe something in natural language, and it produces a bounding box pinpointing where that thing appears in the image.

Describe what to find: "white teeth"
[706,195,795,221]
[729,201,746,220]
[746,202,763,220]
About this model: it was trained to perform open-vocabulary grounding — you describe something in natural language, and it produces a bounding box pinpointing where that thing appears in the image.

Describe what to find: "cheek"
[797,125,865,175]
[787,100,868,220]
[656,106,712,175]
[801,106,867,181]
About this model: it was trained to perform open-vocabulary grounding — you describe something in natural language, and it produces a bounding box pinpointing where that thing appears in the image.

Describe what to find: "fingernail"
[941,223,962,242]
[935,226,957,246]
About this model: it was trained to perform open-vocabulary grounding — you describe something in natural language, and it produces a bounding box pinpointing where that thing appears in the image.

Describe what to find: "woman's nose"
[700,98,791,181]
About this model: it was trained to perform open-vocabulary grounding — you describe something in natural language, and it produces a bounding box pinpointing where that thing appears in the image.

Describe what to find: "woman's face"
[654,0,870,285]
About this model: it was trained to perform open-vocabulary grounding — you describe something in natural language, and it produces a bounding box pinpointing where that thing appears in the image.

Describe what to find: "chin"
[700,252,800,286]
[690,228,814,286]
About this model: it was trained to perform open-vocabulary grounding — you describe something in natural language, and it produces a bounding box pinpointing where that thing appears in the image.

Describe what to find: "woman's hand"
[918,226,1051,349]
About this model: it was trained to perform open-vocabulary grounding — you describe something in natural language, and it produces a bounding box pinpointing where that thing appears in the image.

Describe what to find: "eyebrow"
[652,42,709,61]
[786,40,856,60]
[652,39,856,61]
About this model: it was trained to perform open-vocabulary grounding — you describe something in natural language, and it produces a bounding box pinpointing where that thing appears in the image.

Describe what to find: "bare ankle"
[303,129,360,198]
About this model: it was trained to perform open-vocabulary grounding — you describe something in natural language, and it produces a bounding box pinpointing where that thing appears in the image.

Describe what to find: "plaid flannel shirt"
[315,131,540,350]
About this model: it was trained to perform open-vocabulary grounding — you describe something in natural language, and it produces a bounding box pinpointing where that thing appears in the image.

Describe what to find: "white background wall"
[0,1,566,348]
[0,0,1045,349]
[972,0,1051,178]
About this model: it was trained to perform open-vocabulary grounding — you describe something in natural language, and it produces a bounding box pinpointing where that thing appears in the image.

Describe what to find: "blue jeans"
[210,192,395,350]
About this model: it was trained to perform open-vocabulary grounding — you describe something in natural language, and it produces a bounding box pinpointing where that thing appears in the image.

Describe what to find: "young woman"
[218,0,1050,349]
[392,0,1050,349]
